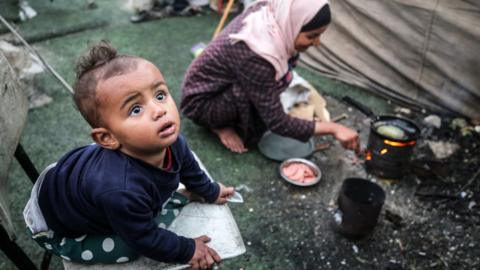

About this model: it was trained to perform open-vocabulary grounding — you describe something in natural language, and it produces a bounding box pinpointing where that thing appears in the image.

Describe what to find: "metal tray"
[258,132,315,161]
[279,158,322,187]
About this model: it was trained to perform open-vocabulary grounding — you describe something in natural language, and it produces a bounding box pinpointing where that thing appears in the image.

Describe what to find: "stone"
[423,114,442,128]
[394,107,412,115]
[426,140,460,159]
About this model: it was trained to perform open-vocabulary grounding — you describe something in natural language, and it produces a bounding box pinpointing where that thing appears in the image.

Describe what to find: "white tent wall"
[300,0,480,119]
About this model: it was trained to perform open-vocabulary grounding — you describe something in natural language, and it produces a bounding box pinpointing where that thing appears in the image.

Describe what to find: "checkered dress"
[181,3,315,145]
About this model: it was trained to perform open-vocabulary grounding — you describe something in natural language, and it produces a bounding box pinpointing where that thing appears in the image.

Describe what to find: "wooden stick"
[212,0,235,39]
[331,113,348,122]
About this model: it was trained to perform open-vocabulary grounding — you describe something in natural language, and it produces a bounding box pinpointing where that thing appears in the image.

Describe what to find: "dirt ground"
[232,96,480,270]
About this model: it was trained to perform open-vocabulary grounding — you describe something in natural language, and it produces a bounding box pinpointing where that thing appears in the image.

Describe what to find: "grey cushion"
[0,50,28,239]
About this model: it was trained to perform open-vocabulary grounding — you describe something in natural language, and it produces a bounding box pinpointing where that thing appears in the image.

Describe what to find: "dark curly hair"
[73,40,139,127]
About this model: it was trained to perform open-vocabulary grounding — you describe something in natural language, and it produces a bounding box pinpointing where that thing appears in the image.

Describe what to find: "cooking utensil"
[279,158,322,187]
[342,96,420,178]
[332,178,386,239]
[257,132,331,161]
[342,96,420,141]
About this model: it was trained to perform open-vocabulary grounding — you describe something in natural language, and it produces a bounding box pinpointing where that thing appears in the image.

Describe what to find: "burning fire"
[380,148,388,155]
[366,150,372,161]
[383,139,416,147]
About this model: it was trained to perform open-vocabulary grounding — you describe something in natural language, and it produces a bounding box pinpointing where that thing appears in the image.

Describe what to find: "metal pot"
[342,96,420,178]
[333,178,386,239]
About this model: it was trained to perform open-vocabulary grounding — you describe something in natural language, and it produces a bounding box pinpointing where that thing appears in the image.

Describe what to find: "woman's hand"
[314,121,360,153]
[331,123,360,154]
[214,183,235,204]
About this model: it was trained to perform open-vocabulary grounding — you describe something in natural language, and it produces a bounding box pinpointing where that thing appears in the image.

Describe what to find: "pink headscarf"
[230,0,329,81]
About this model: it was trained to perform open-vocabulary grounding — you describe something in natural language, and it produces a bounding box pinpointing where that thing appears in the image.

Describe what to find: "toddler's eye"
[156,91,166,101]
[129,105,142,116]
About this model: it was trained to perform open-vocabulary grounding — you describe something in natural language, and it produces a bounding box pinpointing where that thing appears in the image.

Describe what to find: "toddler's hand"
[189,235,221,270]
[214,183,235,204]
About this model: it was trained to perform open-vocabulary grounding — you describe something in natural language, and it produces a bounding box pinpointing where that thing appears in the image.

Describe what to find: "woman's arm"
[237,55,359,152]
[237,56,315,142]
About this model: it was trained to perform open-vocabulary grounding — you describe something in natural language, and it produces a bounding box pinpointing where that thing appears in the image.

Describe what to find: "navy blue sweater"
[38,135,220,263]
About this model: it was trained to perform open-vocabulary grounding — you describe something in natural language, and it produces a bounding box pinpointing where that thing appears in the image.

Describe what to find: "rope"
[0,14,74,94]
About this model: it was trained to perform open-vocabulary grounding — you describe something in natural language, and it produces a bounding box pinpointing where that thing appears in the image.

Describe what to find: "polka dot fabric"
[29,192,189,264]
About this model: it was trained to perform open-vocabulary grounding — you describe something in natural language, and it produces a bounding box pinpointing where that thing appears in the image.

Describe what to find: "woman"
[181,0,359,153]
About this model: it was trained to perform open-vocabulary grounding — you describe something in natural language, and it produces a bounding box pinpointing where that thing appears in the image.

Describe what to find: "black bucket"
[333,178,386,239]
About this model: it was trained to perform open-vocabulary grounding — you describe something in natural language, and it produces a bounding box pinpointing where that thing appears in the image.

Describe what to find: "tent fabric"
[300,0,480,119]
[0,50,28,240]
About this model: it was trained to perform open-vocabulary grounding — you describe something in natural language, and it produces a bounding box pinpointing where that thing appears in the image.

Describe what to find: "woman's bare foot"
[212,127,248,153]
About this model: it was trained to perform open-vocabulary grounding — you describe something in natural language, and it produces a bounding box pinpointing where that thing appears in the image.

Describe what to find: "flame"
[365,150,372,161]
[384,139,416,147]
[380,148,388,155]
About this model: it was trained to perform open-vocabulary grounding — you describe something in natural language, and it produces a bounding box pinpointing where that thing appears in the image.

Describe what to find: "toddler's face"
[95,59,180,158]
